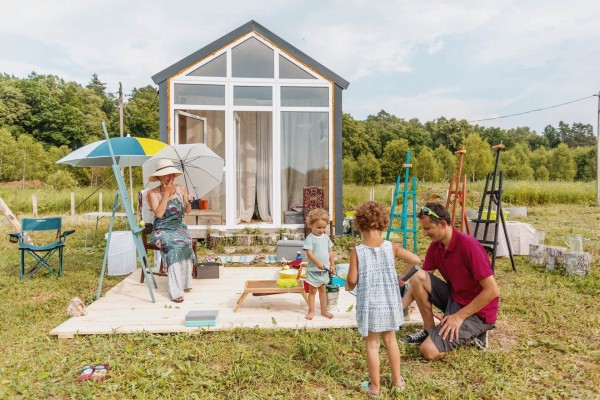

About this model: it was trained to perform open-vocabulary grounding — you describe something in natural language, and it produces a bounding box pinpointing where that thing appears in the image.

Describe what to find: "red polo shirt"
[423,228,498,323]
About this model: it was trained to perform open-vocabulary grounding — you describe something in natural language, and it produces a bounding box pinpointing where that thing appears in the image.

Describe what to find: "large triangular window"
[279,55,315,79]
[188,53,227,77]
[232,37,274,78]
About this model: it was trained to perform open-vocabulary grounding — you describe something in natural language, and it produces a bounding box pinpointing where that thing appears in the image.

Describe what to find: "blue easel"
[386,151,418,253]
[96,122,156,302]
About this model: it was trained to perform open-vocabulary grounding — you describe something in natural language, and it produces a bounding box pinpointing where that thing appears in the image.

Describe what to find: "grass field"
[0,186,599,399]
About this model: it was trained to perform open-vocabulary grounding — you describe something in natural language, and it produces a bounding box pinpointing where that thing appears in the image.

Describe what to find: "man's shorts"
[426,273,495,353]
[305,268,330,288]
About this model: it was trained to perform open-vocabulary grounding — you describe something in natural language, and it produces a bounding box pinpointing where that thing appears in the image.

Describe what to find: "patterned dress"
[355,240,403,337]
[151,189,194,300]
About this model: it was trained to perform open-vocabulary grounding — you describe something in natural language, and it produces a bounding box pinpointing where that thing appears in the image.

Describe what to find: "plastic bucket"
[200,199,209,210]
[326,285,339,311]
[105,231,136,276]
[568,234,583,253]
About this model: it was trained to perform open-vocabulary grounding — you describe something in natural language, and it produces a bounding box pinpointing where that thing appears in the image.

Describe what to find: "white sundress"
[355,241,403,337]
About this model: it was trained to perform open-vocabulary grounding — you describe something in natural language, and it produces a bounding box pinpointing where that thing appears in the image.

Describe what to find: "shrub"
[45,170,78,190]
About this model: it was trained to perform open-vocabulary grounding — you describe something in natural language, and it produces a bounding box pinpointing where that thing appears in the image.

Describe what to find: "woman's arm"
[178,185,192,214]
[345,248,358,291]
[148,188,170,219]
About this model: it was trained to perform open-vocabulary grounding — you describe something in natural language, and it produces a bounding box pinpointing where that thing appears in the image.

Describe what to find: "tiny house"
[151,20,349,234]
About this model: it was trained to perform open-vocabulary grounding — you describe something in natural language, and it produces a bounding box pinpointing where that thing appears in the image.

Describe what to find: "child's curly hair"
[306,208,330,227]
[353,201,390,232]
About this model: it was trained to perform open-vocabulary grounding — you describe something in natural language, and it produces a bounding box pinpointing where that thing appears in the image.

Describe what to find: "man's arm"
[439,275,500,342]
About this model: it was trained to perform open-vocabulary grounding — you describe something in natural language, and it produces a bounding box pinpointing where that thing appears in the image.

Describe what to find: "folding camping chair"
[9,217,75,282]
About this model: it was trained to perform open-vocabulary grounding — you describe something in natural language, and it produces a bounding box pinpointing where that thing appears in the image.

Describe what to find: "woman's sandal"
[76,365,95,382]
[360,381,380,398]
[90,364,109,381]
[393,376,406,391]
[173,297,184,303]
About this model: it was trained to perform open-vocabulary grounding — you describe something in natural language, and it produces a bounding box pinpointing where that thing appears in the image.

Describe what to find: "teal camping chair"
[9,217,75,282]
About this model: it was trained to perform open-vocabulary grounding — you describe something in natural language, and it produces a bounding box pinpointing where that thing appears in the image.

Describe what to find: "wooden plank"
[50,266,422,338]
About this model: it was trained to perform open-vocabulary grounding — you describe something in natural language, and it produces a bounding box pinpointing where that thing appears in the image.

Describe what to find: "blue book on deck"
[185,310,218,327]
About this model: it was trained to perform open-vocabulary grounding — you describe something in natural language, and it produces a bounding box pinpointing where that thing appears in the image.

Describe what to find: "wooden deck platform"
[50,266,422,338]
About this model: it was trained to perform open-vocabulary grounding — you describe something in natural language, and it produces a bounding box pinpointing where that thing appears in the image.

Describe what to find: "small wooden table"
[234,279,309,312]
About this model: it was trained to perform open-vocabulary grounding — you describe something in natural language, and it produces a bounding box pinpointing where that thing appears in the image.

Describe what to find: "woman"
[147,159,195,303]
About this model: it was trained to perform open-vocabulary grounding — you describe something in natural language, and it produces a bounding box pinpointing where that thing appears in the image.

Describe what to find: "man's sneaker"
[472,331,488,350]
[403,329,428,344]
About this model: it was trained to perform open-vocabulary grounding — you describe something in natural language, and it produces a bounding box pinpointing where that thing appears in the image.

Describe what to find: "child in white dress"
[303,208,336,320]
[345,201,421,397]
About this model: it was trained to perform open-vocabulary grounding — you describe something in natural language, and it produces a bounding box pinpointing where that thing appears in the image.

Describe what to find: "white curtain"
[237,112,272,223]
[256,113,272,221]
[281,112,327,213]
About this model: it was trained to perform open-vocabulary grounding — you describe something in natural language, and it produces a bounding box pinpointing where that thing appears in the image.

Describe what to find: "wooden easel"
[472,143,516,271]
[386,151,418,253]
[445,146,470,234]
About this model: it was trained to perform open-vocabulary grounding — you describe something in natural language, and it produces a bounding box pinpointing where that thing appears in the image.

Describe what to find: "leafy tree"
[413,147,440,182]
[535,165,549,181]
[342,113,370,159]
[502,143,533,180]
[125,85,159,139]
[0,127,18,180]
[0,78,29,132]
[426,117,475,152]
[380,139,410,183]
[543,125,561,148]
[462,134,493,181]
[530,146,549,172]
[354,153,381,185]
[572,146,597,181]
[547,144,576,181]
[342,157,358,184]
[433,145,456,181]
[564,122,596,148]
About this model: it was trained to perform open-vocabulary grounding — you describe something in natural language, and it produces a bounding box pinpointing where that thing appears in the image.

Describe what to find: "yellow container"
[482,210,509,220]
[278,269,298,279]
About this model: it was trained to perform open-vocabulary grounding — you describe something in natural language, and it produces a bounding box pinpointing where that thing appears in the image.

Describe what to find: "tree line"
[342,111,597,184]
[0,73,597,188]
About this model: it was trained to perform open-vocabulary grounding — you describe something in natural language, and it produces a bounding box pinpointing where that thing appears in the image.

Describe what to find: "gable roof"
[151,20,350,90]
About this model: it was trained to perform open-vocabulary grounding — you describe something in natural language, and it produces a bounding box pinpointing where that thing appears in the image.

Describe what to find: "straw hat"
[148,159,182,182]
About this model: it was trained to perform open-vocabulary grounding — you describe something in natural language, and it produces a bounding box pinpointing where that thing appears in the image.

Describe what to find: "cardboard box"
[276,240,305,262]
[194,262,220,279]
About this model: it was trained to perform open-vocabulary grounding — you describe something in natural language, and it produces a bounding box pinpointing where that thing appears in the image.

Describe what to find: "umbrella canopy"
[57,136,167,167]
[142,144,224,199]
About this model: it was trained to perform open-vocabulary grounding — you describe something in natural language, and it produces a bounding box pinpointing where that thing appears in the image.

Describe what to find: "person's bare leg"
[382,331,403,387]
[318,285,333,319]
[409,270,435,330]
[420,337,445,361]
[365,332,381,395]
[305,286,317,320]
[402,285,414,309]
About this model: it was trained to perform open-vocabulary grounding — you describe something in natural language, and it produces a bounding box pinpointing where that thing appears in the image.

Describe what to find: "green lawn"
[0,201,598,399]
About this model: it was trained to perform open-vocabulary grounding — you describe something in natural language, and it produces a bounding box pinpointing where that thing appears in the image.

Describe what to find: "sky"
[2,0,600,135]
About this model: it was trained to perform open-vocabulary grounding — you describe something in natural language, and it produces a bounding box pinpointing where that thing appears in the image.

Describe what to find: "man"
[400,202,499,361]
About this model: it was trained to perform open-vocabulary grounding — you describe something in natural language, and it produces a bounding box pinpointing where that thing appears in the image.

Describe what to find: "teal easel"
[386,151,418,253]
[96,122,156,302]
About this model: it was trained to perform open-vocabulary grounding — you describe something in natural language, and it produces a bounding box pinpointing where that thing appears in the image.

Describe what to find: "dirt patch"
[0,180,44,189]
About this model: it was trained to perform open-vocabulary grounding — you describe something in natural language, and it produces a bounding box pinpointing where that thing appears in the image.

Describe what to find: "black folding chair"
[9,217,75,282]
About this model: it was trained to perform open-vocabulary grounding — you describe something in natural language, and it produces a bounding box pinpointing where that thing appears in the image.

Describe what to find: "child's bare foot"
[321,311,333,319]
[305,311,314,320]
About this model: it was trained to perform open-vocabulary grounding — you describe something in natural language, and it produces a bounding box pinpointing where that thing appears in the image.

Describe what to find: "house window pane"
[232,37,274,78]
[187,53,227,77]
[281,87,328,107]
[233,86,272,106]
[174,84,225,105]
[175,110,227,225]
[279,55,315,79]
[280,112,329,222]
